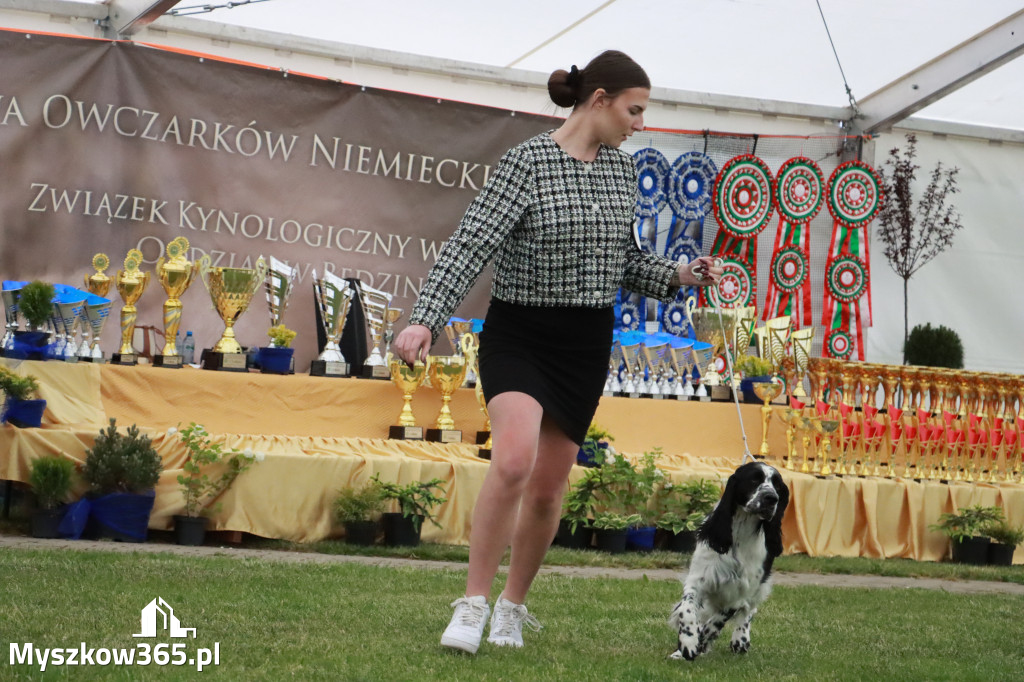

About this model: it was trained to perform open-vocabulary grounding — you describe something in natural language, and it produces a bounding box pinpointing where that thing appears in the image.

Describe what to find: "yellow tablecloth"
[1,358,1020,563]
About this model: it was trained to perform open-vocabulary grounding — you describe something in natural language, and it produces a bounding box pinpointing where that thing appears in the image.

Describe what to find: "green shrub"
[82,419,163,495]
[929,505,1003,542]
[17,280,56,330]
[0,367,40,401]
[370,474,447,533]
[29,456,75,509]
[985,521,1024,547]
[904,323,964,369]
[335,480,386,523]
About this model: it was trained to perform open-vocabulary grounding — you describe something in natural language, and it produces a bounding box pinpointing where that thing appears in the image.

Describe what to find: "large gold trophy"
[425,355,467,443]
[198,254,268,371]
[389,359,427,440]
[754,377,784,459]
[153,237,197,368]
[112,249,150,365]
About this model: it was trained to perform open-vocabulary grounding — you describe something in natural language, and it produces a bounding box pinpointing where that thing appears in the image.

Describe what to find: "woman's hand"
[393,324,432,367]
[676,256,724,287]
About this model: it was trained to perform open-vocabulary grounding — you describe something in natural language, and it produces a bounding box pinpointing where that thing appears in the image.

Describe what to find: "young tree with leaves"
[874,133,963,362]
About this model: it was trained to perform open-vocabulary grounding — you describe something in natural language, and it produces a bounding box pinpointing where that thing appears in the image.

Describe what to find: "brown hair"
[547,50,650,109]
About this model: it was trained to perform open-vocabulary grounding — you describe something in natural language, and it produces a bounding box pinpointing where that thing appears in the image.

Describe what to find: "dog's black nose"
[763,490,779,505]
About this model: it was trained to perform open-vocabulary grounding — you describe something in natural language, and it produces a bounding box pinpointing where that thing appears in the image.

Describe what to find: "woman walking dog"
[394,49,722,653]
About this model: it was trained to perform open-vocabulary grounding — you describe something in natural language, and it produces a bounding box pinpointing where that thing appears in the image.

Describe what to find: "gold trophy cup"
[753,377,784,459]
[112,249,150,365]
[389,359,427,440]
[154,237,197,368]
[198,254,268,371]
[425,355,467,443]
[461,333,491,458]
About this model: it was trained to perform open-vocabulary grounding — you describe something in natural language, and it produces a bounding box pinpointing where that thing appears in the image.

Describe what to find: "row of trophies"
[0,239,409,377]
[606,300,814,402]
[768,358,1024,485]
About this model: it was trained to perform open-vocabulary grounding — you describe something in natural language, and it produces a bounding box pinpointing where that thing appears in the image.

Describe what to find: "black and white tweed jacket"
[409,132,679,341]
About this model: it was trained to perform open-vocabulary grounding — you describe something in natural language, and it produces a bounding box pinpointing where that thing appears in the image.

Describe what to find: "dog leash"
[691,258,755,465]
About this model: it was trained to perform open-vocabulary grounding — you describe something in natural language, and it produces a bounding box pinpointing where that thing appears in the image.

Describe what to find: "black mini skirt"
[477,297,614,446]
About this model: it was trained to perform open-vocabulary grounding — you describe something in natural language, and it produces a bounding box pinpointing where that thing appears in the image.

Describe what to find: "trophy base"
[152,354,183,369]
[62,355,80,364]
[310,360,350,377]
[694,394,712,403]
[389,425,424,440]
[203,351,248,372]
[111,352,138,366]
[361,364,390,380]
[709,385,732,401]
[476,431,490,446]
[478,448,492,460]
[79,355,105,364]
[426,428,462,444]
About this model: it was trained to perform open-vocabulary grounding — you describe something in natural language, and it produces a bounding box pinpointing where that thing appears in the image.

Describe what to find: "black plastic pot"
[344,519,379,546]
[987,542,1016,567]
[382,512,423,547]
[594,528,628,554]
[951,536,990,565]
[666,529,698,553]
[555,519,592,550]
[31,506,65,538]
[173,515,209,546]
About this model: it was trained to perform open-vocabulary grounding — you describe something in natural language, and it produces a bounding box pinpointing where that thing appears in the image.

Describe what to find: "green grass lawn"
[1,548,1022,681]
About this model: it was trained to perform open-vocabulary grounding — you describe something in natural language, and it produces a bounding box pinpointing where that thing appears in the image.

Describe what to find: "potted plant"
[655,477,721,553]
[0,366,46,428]
[591,511,643,554]
[984,520,1023,567]
[334,479,386,546]
[736,355,776,403]
[63,418,163,543]
[559,471,600,549]
[173,423,261,546]
[12,280,55,360]
[577,422,615,468]
[28,455,76,538]
[573,449,660,553]
[370,473,447,546]
[929,505,1004,565]
[259,324,296,374]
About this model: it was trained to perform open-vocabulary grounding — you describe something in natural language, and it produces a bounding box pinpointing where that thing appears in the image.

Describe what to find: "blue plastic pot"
[626,525,656,551]
[1,398,46,427]
[257,346,294,374]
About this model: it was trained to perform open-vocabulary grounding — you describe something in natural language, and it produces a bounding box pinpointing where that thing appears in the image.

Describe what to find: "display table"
[1,358,1020,563]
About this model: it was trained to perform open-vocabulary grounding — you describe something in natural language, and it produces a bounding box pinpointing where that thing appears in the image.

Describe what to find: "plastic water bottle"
[181,331,195,365]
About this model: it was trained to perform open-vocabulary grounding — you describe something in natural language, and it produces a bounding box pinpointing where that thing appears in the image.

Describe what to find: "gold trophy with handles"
[112,249,150,365]
[389,359,427,440]
[425,355,468,443]
[154,237,197,368]
[461,333,491,458]
[198,254,268,371]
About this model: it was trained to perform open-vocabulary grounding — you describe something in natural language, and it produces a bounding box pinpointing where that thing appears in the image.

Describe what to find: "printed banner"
[0,30,556,364]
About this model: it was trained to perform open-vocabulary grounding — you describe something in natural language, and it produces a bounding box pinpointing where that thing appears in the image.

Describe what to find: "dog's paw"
[730,636,751,654]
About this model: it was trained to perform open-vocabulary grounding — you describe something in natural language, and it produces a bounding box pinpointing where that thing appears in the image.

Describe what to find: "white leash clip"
[690,257,723,281]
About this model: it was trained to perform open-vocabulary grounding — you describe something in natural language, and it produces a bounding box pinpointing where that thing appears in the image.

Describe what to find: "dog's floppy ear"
[698,473,738,554]
[763,473,790,558]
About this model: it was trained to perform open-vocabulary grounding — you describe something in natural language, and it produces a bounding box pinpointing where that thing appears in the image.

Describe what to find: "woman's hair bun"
[547,67,578,109]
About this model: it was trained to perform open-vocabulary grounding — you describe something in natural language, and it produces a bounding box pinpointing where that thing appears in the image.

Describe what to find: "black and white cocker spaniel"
[669,461,790,661]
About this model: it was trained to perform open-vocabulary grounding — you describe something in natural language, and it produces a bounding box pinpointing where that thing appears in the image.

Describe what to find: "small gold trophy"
[461,333,491,458]
[445,318,475,386]
[425,355,467,443]
[790,328,814,398]
[198,254,268,371]
[383,307,404,364]
[153,237,197,368]
[389,359,426,440]
[753,377,784,459]
[311,269,354,377]
[84,253,112,298]
[112,249,150,365]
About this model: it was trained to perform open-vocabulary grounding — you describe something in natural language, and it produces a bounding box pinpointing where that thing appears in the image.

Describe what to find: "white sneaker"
[440,595,490,654]
[487,596,542,648]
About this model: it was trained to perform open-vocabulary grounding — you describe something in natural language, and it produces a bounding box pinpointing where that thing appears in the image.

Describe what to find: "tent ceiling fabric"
[136,0,1024,133]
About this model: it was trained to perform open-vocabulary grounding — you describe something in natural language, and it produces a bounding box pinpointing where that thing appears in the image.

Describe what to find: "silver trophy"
[82,295,112,361]
[643,342,671,397]
[266,256,299,346]
[669,340,695,398]
[312,269,354,377]
[356,281,392,377]
[55,297,86,360]
[605,340,624,395]
[619,342,642,396]
[1,286,21,351]
[691,341,715,401]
